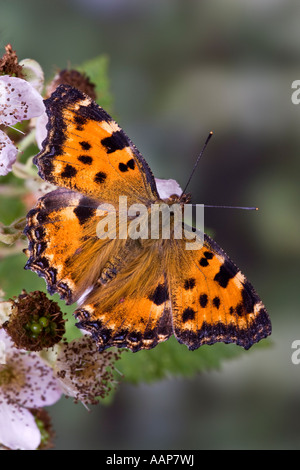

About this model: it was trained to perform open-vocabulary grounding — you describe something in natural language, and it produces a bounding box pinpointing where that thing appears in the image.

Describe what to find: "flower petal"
[0,330,62,408]
[0,130,17,176]
[0,340,6,365]
[13,352,62,408]
[0,329,14,351]
[35,110,48,150]
[155,178,183,199]
[0,75,45,126]
[0,399,41,450]
[19,59,44,94]
[0,301,13,330]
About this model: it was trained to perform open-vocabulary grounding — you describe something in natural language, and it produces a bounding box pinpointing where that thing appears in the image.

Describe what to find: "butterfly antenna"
[180,131,213,199]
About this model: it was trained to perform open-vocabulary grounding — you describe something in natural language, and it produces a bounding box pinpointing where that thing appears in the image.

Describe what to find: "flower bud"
[46,69,96,99]
[19,59,44,94]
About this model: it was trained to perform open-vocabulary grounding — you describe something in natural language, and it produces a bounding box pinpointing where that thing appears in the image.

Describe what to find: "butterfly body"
[24,84,271,352]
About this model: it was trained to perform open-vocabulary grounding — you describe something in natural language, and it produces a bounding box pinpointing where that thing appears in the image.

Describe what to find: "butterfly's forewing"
[25,85,160,306]
[35,85,159,207]
[169,232,271,350]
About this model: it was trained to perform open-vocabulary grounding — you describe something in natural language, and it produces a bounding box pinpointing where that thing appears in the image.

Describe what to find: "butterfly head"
[161,192,191,206]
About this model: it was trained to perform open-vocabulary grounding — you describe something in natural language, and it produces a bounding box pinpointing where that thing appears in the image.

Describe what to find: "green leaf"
[0,195,25,226]
[62,306,83,342]
[0,253,41,297]
[78,55,113,111]
[117,336,270,384]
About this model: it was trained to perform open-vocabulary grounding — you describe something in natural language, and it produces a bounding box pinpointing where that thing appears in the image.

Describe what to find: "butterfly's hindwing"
[170,233,271,350]
[75,277,173,352]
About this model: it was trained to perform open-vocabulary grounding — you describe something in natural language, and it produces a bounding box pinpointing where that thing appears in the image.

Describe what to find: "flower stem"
[16,128,37,153]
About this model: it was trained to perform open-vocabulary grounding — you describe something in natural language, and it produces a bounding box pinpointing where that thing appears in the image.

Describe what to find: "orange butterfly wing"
[169,233,271,350]
[75,277,173,352]
[25,188,108,303]
[73,230,271,352]
[34,85,159,206]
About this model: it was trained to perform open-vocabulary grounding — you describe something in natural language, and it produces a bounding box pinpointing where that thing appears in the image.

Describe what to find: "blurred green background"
[1,0,300,450]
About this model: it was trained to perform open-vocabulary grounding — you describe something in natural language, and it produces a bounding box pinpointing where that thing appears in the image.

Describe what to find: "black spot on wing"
[118,162,128,172]
[94,171,107,184]
[199,257,209,267]
[182,307,196,322]
[214,260,239,288]
[73,203,96,226]
[184,278,196,290]
[199,293,208,308]
[148,284,169,306]
[101,130,128,154]
[127,159,135,170]
[79,141,91,150]
[78,155,93,165]
[118,159,136,173]
[61,164,77,178]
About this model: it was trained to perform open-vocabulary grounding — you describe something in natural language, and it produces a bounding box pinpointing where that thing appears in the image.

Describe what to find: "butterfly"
[24,84,271,352]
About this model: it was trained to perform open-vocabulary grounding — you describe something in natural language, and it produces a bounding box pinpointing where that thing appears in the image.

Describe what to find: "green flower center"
[25,315,58,339]
[3,290,65,352]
